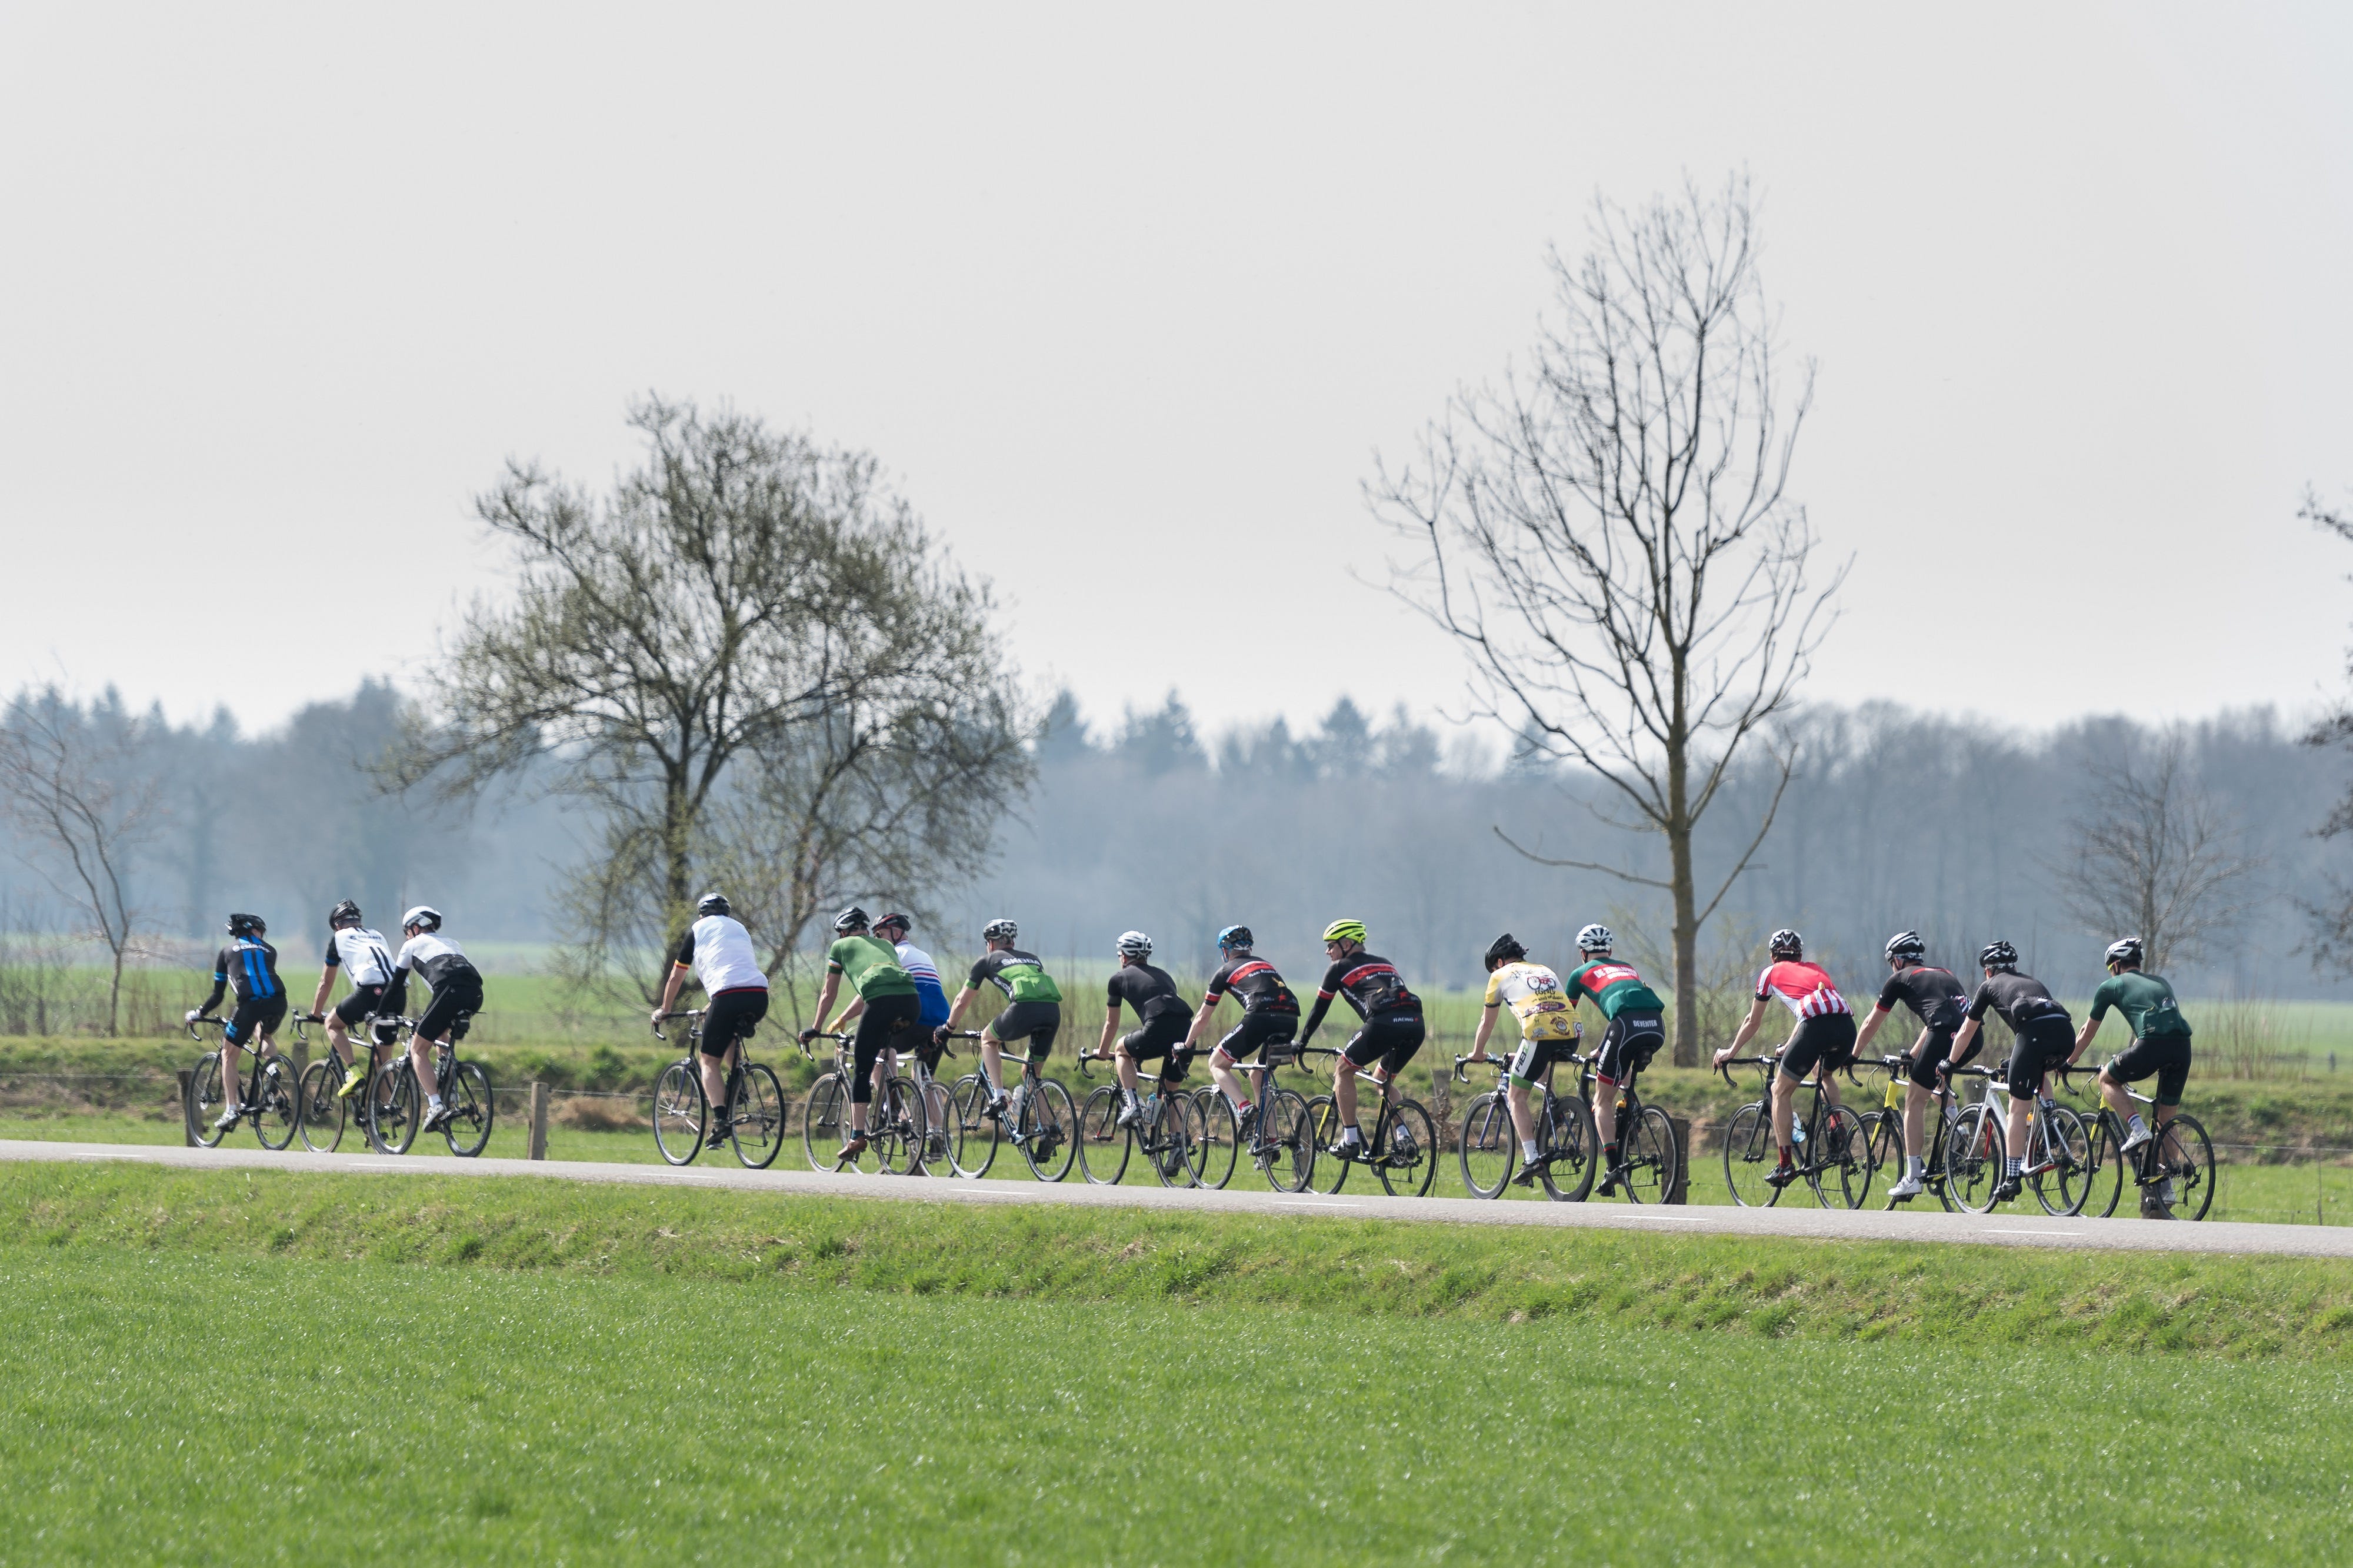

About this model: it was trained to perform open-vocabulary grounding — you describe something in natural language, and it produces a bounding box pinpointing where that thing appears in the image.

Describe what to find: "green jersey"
[2089,970,2191,1039]
[826,935,915,999]
[1564,959,1666,1020]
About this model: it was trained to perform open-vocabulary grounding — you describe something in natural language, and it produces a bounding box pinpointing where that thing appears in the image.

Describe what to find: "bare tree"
[0,689,165,1035]
[2301,486,2353,969]
[1372,175,1842,1063]
[2062,732,2261,975]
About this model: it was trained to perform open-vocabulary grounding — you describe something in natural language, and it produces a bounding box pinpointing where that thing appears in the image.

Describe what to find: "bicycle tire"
[730,1063,785,1170]
[441,1060,495,1157]
[801,1073,850,1170]
[651,1060,706,1166]
[2158,1113,2215,1220]
[916,1077,958,1176]
[1020,1076,1078,1183]
[1541,1093,1598,1203]
[297,1059,345,1153]
[1145,1094,1191,1188]
[1377,1099,1437,1196]
[1811,1104,1869,1209]
[1859,1107,1901,1183]
[2078,1113,2123,1217]
[1721,1102,1778,1207]
[870,1076,924,1175]
[368,1064,419,1156]
[948,1074,999,1178]
[1076,1085,1130,1185]
[1945,1102,2001,1213]
[2034,1102,2091,1216]
[1304,1095,1356,1194]
[1258,1087,1315,1193]
[1618,1105,1676,1205]
[249,1053,300,1151]
[1190,1089,1238,1190]
[1457,1091,1515,1199]
[187,1054,227,1148]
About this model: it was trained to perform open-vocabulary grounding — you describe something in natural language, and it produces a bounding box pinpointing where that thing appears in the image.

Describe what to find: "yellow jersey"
[1483,959,1578,1041]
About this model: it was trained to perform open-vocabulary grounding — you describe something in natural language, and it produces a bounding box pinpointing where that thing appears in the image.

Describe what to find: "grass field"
[3,1164,2352,1564]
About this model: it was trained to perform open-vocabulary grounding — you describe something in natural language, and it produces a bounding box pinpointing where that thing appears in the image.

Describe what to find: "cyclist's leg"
[979,1029,1007,1096]
[1504,1034,1544,1148]
[1334,1029,1379,1135]
[1376,1019,1423,1122]
[1208,1043,1251,1112]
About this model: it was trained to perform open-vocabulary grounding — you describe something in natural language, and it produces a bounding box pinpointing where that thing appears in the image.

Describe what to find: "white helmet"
[401,905,442,933]
[1575,923,1614,955]
[1116,930,1154,959]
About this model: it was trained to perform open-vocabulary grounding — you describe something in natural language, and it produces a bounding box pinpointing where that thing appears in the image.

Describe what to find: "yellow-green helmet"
[1321,919,1367,946]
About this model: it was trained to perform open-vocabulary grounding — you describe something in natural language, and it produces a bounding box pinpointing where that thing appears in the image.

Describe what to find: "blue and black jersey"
[199,936,284,1013]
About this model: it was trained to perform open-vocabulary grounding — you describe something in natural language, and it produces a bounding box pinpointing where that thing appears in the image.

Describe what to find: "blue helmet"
[1217,924,1252,952]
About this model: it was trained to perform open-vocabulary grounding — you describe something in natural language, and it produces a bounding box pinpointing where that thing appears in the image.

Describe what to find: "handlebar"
[186,1015,224,1040]
[652,1007,705,1043]
[1453,1052,1504,1085]
[1716,1054,1770,1087]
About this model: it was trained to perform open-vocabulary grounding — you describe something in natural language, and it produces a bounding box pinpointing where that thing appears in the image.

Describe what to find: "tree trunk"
[1667,723,1699,1067]
[106,943,124,1039]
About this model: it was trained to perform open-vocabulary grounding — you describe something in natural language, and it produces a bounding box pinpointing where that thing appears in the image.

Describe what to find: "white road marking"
[1981,1228,2081,1237]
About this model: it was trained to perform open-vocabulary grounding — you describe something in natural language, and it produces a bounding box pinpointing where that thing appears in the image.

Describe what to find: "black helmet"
[1769,928,1803,960]
[1978,939,2018,971]
[1217,924,1253,952]
[2104,936,2144,970]
[981,918,1018,945]
[328,899,362,930]
[227,912,266,937]
[696,893,730,918]
[1884,930,1925,963]
[1484,932,1527,970]
[832,905,869,935]
[874,912,912,938]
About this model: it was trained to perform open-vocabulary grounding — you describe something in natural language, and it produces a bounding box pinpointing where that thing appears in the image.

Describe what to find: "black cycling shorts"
[988,1000,1061,1060]
[1342,1014,1425,1076]
[1214,1010,1298,1064]
[1119,1011,1191,1063]
[2002,1016,2074,1097]
[1593,1010,1665,1085]
[2105,1033,2192,1107]
[1506,1030,1574,1085]
[851,991,924,1104]
[1904,1026,1980,1089]
[224,996,287,1046]
[1776,1011,1857,1082]
[700,987,768,1057]
[332,983,386,1029]
[415,972,484,1045]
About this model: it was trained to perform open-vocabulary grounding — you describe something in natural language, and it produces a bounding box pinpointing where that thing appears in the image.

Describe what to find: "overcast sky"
[4,2,2349,745]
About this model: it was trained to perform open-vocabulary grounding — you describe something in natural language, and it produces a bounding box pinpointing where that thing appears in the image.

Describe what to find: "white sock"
[1341,1126,1362,1145]
[1521,1139,1540,1160]
[1907,1156,1924,1178]
[2127,1113,2146,1137]
[1122,1089,1139,1110]
[2005,1156,2021,1176]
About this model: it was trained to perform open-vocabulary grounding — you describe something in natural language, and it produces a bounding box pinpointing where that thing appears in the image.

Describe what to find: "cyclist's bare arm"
[311,966,335,1019]
[1852,1003,1892,1052]
[653,962,690,1026]
[2072,1015,2101,1060]
[809,972,845,1035]
[1948,1015,1981,1063]
[1469,1001,1501,1060]
[1181,990,1225,1050]
[941,984,982,1036]
[1715,996,1771,1065]
[1095,1003,1121,1059]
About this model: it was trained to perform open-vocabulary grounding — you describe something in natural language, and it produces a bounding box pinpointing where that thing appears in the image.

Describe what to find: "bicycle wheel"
[917,1077,958,1176]
[651,1059,706,1167]
[1859,1107,1901,1183]
[367,1065,418,1155]
[2156,1114,2215,1220]
[1541,1093,1598,1203]
[1944,1102,2001,1213]
[2035,1103,2092,1216]
[1376,1100,1437,1196]
[249,1054,300,1150]
[1258,1088,1316,1193]
[1457,1092,1516,1199]
[802,1073,850,1170]
[1019,1076,1078,1183]
[1076,1085,1130,1185]
[1807,1105,1869,1209]
[1144,1095,1192,1187]
[2078,1115,2124,1218]
[868,1076,924,1175]
[1721,1102,1778,1207]
[186,1055,227,1148]
[729,1063,785,1170]
[297,1059,345,1153]
[948,1074,999,1177]
[1618,1105,1677,1204]
[1305,1095,1359,1195]
[439,1061,494,1157]
[1190,1089,1238,1190]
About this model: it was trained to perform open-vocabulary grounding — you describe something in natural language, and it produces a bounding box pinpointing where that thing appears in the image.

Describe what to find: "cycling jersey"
[1482,959,1578,1041]
[2089,970,2192,1039]
[894,941,950,1030]
[1875,964,1969,1035]
[966,948,1063,1004]
[201,936,285,1013]
[826,935,915,999]
[1967,971,2071,1033]
[1204,955,1299,1015]
[322,926,396,989]
[1754,960,1849,1019]
[1301,950,1420,1043]
[389,931,477,994]
[673,913,768,996]
[1563,959,1665,1020]
[1106,961,1192,1024]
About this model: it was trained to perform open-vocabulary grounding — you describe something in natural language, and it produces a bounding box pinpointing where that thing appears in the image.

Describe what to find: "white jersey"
[391,930,474,991]
[674,914,767,995]
[325,926,396,988]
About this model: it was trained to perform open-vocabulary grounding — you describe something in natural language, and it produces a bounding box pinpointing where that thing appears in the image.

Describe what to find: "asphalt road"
[7,1138,2351,1259]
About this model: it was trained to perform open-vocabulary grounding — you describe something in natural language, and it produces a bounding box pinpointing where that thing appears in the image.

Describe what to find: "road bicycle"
[185,1014,301,1150]
[799,1029,928,1175]
[291,1010,407,1154]
[1718,1054,1871,1208]
[944,1031,1080,1181]
[1188,1039,1317,1193]
[1301,1045,1438,1197]
[1940,1064,2094,1216]
[1852,1053,1967,1212]
[364,1011,495,1157]
[652,1009,786,1169]
[1574,1045,1679,1203]
[1453,1049,1594,1201]
[1075,1047,1204,1187]
[2057,1063,2215,1220]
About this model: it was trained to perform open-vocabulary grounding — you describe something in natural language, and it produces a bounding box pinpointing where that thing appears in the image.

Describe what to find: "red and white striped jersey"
[1755,960,1850,1019]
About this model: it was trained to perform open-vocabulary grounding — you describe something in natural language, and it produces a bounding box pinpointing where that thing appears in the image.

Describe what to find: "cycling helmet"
[981,917,1018,945]
[1217,925,1253,952]
[1978,939,2018,971]
[1884,930,1925,963]
[1484,932,1527,970]
[1321,919,1367,947]
[1575,923,1614,955]
[327,899,362,930]
[1116,930,1154,959]
[227,912,266,937]
[401,905,442,933]
[874,912,912,936]
[696,893,730,918]
[2104,936,2144,970]
[832,905,869,935]
[1769,928,1803,960]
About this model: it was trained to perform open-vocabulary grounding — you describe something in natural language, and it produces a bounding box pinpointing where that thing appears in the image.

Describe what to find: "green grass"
[4,1166,2353,1563]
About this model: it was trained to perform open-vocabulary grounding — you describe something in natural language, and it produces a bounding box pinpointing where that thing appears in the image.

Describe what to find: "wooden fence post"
[176,1069,195,1147]
[528,1082,549,1160]
[1667,1116,1691,1204]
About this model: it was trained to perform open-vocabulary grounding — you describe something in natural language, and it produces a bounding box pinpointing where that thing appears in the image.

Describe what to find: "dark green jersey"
[2089,970,2191,1039]
[1564,959,1666,1020]
[826,935,915,999]
[967,948,1062,1005]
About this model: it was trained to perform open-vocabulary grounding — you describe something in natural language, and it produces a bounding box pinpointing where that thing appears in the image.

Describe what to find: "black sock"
[1604,1142,1621,1164]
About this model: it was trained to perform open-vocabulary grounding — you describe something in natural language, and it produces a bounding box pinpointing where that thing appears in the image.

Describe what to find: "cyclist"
[1946,939,2075,1204]
[652,893,769,1147]
[1559,923,1668,1196]
[1179,925,1300,1136]
[384,906,486,1133]
[1464,933,1579,1187]
[866,912,949,1076]
[185,912,288,1133]
[938,918,1063,1118]
[1712,929,1854,1190]
[1092,930,1195,1128]
[2074,935,2194,1210]
[310,900,404,1100]
[1851,930,1975,1200]
[801,906,922,1161]
[1298,919,1425,1163]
